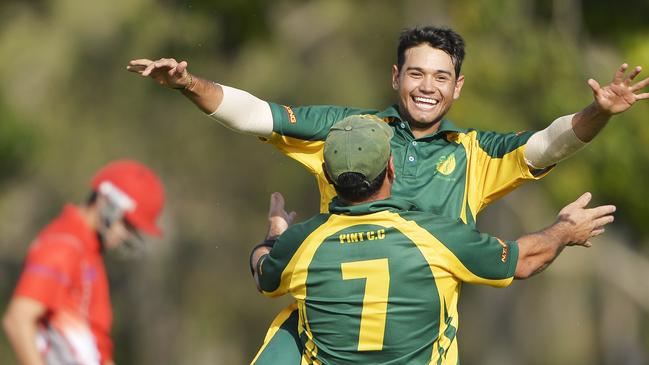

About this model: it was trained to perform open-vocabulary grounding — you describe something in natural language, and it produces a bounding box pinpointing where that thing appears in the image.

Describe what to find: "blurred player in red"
[2,160,165,365]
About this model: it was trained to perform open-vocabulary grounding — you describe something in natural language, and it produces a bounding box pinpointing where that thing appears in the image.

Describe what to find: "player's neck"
[77,204,100,231]
[409,120,441,139]
[345,176,393,206]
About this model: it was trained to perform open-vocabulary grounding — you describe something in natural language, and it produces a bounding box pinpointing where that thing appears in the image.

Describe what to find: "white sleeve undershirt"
[207,84,274,137]
[524,113,587,169]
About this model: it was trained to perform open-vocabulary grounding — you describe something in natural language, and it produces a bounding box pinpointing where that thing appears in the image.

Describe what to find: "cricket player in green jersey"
[128,26,649,364]
[249,116,615,365]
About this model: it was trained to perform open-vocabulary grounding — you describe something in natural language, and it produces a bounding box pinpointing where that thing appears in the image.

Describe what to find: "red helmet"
[91,160,165,237]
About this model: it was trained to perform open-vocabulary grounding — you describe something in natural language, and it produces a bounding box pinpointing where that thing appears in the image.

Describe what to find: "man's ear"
[322,163,334,185]
[453,74,465,100]
[391,65,400,91]
[386,156,396,183]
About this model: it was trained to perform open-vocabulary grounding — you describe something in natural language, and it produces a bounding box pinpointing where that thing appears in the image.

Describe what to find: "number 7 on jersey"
[341,258,390,351]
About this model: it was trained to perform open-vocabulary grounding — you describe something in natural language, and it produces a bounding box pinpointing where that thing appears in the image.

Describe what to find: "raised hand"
[126,58,193,90]
[588,63,649,115]
[267,192,297,239]
[554,192,616,247]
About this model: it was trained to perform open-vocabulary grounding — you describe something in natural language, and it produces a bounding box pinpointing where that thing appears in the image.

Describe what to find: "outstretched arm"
[127,58,273,136]
[515,192,615,279]
[525,64,649,168]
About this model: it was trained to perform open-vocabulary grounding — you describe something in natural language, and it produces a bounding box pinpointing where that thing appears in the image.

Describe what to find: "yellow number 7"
[341,258,390,351]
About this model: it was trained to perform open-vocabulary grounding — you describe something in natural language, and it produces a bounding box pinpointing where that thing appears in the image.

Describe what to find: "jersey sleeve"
[257,214,331,297]
[14,238,82,309]
[257,222,311,297]
[411,215,518,287]
[264,104,379,171]
[268,103,378,140]
[467,130,553,213]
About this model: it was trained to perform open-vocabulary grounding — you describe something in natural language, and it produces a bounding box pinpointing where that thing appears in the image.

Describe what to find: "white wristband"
[207,84,273,137]
[524,113,587,169]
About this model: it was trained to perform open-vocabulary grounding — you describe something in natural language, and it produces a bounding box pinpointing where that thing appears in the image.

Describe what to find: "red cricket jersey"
[14,204,113,364]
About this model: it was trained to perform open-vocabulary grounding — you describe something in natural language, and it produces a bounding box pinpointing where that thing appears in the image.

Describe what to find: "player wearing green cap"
[249,116,615,365]
[128,25,649,364]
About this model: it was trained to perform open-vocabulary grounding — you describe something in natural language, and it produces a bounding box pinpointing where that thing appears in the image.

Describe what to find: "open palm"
[588,63,649,115]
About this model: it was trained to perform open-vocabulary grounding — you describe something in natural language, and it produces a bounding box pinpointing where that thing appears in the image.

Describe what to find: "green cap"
[324,115,394,186]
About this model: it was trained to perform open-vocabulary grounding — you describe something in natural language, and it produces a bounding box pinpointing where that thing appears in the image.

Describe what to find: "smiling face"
[392,44,464,137]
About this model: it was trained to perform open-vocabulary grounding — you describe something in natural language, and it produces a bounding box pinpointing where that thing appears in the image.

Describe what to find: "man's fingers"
[269,192,284,209]
[126,64,147,73]
[269,192,293,220]
[587,79,601,94]
[625,66,642,83]
[176,61,188,74]
[613,63,629,84]
[571,192,592,208]
[630,75,649,92]
[126,60,152,74]
[635,92,649,100]
[141,63,157,77]
[128,59,153,67]
[593,215,615,229]
[168,66,183,77]
[288,211,297,224]
[588,204,617,218]
[590,228,606,237]
[142,59,177,76]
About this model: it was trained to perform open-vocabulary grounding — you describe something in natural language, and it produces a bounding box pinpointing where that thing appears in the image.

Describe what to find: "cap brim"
[127,215,163,237]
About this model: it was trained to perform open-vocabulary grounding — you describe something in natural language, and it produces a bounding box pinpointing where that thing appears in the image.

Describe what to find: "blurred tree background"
[1,0,648,364]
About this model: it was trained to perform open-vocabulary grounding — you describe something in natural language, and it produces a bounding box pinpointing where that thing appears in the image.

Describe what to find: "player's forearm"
[251,249,270,291]
[571,102,613,143]
[515,223,569,279]
[2,314,45,365]
[250,237,275,291]
[180,74,224,114]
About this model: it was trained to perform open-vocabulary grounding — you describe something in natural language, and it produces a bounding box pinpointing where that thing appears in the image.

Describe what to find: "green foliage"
[0,103,36,184]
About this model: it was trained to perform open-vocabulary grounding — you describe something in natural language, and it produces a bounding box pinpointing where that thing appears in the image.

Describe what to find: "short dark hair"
[333,168,387,203]
[397,26,465,78]
[86,191,98,205]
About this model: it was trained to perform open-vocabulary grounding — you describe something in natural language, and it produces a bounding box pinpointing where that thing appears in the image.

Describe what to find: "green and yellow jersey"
[257,198,518,365]
[263,104,551,225]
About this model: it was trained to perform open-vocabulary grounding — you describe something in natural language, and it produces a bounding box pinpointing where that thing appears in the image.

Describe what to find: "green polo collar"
[376,104,464,138]
[329,196,418,215]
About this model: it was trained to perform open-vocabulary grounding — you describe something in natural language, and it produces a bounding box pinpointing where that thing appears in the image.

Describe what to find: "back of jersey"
[257,201,517,365]
[295,212,454,365]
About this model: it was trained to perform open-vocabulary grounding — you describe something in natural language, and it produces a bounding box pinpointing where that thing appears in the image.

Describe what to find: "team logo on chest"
[435,153,456,175]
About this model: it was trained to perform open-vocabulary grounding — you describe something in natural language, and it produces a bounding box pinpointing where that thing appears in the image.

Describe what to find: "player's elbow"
[514,261,534,279]
[2,309,20,338]
[515,255,553,280]
[514,254,543,279]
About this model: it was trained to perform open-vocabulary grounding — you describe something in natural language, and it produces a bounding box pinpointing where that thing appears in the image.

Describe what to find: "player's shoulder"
[27,231,85,264]
[395,210,475,237]
[280,213,332,243]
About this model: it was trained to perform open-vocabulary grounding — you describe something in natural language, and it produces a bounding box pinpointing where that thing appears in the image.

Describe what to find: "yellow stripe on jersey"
[455,130,548,216]
[264,132,334,213]
[249,302,299,365]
